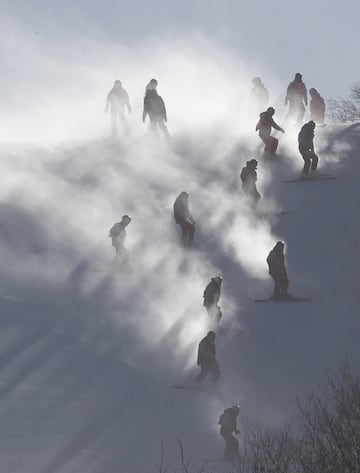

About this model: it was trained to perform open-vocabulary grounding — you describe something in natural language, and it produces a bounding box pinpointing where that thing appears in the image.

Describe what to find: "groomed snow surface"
[0,123,359,472]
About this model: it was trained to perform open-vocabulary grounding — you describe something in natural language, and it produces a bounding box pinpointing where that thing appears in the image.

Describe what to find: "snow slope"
[0,122,359,472]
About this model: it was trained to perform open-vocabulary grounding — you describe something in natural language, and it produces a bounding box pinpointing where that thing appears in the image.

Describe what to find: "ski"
[254,297,312,302]
[284,175,339,183]
[173,384,209,392]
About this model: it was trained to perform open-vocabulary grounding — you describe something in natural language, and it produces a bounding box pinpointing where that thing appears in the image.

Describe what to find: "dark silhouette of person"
[266,241,291,300]
[142,83,170,139]
[218,405,241,462]
[109,215,131,267]
[203,276,223,326]
[309,88,326,124]
[105,80,131,136]
[240,159,261,208]
[256,107,285,158]
[298,120,318,175]
[173,191,196,247]
[285,73,308,125]
[195,331,220,384]
[249,77,269,117]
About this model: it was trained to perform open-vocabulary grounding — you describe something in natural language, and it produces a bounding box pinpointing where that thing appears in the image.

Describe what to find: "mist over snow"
[0,14,359,473]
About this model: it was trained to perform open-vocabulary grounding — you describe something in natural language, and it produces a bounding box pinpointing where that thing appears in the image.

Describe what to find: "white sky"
[2,0,359,98]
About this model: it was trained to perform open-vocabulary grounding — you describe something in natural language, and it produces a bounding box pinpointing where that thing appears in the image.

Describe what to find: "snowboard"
[256,210,289,217]
[173,384,213,393]
[284,174,338,183]
[254,296,312,302]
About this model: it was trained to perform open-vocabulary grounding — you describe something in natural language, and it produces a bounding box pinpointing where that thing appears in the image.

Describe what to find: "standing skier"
[240,159,261,208]
[143,83,170,139]
[195,331,220,384]
[105,80,131,136]
[309,88,326,125]
[298,120,318,175]
[109,215,131,267]
[203,276,223,326]
[249,77,269,117]
[173,191,196,248]
[266,241,292,300]
[285,73,308,125]
[256,107,285,158]
[218,405,241,462]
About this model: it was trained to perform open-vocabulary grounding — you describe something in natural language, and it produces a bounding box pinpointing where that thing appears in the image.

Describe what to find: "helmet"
[114,80,122,86]
[122,215,131,224]
[180,191,189,198]
[275,241,284,250]
[252,76,261,85]
[231,405,240,414]
[295,72,302,80]
[247,159,258,169]
[267,107,275,115]
[212,276,223,284]
[207,331,216,340]
[308,120,316,128]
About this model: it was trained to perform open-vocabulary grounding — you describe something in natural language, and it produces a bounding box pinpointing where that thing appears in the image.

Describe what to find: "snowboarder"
[203,276,223,326]
[218,405,241,462]
[249,77,269,117]
[240,159,261,208]
[266,241,291,300]
[195,331,220,384]
[298,120,318,175]
[256,107,285,158]
[105,80,131,136]
[109,215,131,268]
[309,88,326,125]
[143,84,170,139]
[285,73,308,126]
[173,191,196,248]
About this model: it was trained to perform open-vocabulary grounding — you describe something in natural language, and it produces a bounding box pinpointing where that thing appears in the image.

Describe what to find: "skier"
[309,88,326,125]
[105,80,131,136]
[195,331,220,384]
[256,107,285,158]
[143,84,170,139]
[266,241,292,300]
[218,405,241,462]
[249,77,269,117]
[203,276,223,326]
[285,73,308,126]
[298,120,318,175]
[240,159,261,208]
[173,191,196,248]
[109,215,131,268]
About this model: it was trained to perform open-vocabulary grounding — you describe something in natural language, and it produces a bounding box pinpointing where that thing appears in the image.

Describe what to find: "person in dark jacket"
[266,241,291,300]
[109,215,131,267]
[203,276,223,325]
[142,87,170,138]
[298,120,318,175]
[240,159,261,208]
[256,107,285,158]
[195,331,220,383]
[249,77,269,117]
[309,88,326,124]
[105,80,131,136]
[285,72,307,125]
[173,191,196,247]
[218,405,241,462]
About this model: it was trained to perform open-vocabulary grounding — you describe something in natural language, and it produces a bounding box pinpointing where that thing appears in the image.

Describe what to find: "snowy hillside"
[0,120,359,472]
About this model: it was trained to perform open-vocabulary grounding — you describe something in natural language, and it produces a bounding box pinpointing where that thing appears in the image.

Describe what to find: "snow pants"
[111,109,129,136]
[259,133,278,156]
[286,102,305,126]
[299,144,319,174]
[270,271,289,300]
[195,361,220,384]
[220,427,239,462]
[176,218,195,247]
[204,303,223,325]
[149,116,170,139]
[112,240,130,268]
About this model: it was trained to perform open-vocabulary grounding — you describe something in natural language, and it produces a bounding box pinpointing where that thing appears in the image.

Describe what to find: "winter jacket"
[173,195,194,225]
[109,222,127,245]
[203,281,221,307]
[298,124,315,148]
[197,337,217,366]
[267,249,286,276]
[256,112,283,138]
[106,87,130,112]
[143,89,167,121]
[285,81,307,106]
